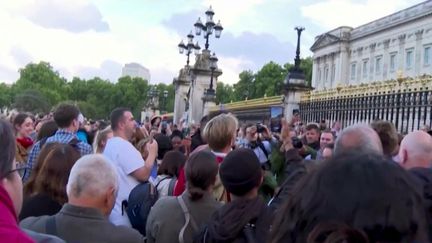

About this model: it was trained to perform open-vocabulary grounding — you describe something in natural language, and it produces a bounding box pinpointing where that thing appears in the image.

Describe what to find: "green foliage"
[1,57,313,118]
[0,83,12,110]
[215,82,234,104]
[13,89,51,114]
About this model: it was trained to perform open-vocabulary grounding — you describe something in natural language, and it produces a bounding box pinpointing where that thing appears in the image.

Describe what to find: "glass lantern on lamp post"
[194,6,223,50]
[178,31,201,66]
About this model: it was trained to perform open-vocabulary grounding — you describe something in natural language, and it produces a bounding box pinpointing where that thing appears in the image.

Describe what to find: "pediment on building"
[310,33,341,52]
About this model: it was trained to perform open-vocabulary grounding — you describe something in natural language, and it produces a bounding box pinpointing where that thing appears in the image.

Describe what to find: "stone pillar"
[369,43,376,82]
[336,47,350,85]
[398,34,406,72]
[415,29,424,76]
[283,91,303,121]
[383,39,391,80]
[188,50,222,124]
[173,67,191,125]
[202,97,216,117]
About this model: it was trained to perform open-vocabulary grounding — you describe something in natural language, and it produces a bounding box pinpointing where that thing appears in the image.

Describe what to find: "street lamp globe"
[214,20,223,38]
[178,40,185,54]
[194,42,201,54]
[194,17,204,36]
[205,6,215,22]
[209,52,218,70]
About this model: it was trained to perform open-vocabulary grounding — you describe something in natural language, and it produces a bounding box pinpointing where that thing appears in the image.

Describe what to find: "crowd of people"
[1,103,432,243]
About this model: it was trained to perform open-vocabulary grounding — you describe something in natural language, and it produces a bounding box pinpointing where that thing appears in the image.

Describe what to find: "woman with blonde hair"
[92,126,113,154]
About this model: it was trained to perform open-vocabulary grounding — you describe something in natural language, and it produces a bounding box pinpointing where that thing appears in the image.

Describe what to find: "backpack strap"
[178,196,198,243]
[45,216,57,236]
[257,141,269,159]
[167,177,177,196]
[155,176,171,189]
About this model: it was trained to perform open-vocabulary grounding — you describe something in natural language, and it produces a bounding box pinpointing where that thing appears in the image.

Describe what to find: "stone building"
[311,0,432,90]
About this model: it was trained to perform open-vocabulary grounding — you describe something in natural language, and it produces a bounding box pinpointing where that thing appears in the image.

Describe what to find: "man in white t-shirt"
[103,107,158,226]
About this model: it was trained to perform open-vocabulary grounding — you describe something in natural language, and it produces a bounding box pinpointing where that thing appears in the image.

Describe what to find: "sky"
[0,0,425,85]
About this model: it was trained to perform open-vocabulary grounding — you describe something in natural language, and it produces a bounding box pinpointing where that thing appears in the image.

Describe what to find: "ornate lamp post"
[162,90,168,114]
[178,31,201,66]
[194,6,223,50]
[147,87,159,112]
[283,26,312,121]
[203,52,218,100]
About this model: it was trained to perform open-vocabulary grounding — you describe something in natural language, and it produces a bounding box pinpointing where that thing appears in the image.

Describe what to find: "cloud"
[10,46,33,67]
[301,0,424,29]
[75,60,122,82]
[23,0,109,33]
[213,31,296,69]
[0,65,18,84]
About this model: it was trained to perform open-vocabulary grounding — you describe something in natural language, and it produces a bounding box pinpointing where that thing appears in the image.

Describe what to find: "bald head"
[399,130,432,169]
[334,124,383,156]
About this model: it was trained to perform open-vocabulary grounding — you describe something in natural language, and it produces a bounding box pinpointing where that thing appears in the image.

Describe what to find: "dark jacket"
[20,203,144,243]
[191,129,205,152]
[409,167,432,240]
[195,197,272,243]
[19,193,62,221]
[269,149,307,212]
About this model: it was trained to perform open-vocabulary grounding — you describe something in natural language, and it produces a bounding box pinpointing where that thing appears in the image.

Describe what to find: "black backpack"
[122,177,175,236]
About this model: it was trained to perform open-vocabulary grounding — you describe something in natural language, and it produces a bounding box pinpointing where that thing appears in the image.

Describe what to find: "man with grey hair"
[20,154,144,243]
[398,130,432,169]
[334,124,383,156]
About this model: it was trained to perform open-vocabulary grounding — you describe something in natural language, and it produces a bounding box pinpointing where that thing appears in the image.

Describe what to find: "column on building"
[415,29,424,76]
[382,39,391,80]
[337,45,350,85]
[312,57,319,88]
[368,43,376,83]
[398,34,406,73]
[356,47,363,85]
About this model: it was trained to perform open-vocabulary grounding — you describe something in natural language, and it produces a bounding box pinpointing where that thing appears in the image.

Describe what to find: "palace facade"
[311,1,432,90]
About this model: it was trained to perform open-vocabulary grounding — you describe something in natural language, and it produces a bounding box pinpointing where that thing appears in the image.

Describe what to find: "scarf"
[16,137,34,149]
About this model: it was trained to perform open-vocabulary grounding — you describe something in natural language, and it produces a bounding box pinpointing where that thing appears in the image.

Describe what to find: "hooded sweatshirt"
[0,184,34,243]
[195,197,271,243]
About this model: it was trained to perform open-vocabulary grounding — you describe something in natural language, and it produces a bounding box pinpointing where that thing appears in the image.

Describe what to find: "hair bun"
[307,222,369,243]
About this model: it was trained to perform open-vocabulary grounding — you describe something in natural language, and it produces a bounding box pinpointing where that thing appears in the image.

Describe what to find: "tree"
[233,70,255,101]
[253,62,287,98]
[0,83,12,111]
[13,62,68,106]
[13,89,50,114]
[216,82,234,104]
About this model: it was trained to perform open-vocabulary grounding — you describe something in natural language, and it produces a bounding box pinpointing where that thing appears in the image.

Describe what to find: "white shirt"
[103,137,144,227]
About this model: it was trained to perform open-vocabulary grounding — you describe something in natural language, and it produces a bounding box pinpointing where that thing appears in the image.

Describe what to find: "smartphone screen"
[270,106,284,133]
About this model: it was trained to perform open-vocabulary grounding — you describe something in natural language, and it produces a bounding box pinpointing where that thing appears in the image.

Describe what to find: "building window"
[318,68,322,82]
[390,53,397,72]
[350,63,356,81]
[406,49,414,69]
[362,59,368,78]
[375,56,382,74]
[425,46,431,66]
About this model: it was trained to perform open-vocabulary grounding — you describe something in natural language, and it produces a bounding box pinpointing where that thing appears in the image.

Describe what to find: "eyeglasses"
[2,163,29,180]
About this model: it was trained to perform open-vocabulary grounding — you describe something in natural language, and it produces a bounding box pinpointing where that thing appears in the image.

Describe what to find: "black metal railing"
[299,87,432,134]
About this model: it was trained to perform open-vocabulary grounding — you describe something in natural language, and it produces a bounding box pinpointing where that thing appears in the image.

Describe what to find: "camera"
[256,123,265,133]
[291,137,303,149]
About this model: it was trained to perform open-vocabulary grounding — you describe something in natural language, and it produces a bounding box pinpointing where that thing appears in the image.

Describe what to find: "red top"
[0,184,34,243]
[173,152,225,197]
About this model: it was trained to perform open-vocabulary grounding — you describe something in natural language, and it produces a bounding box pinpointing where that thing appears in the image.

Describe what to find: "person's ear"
[104,187,116,215]
[400,149,408,165]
